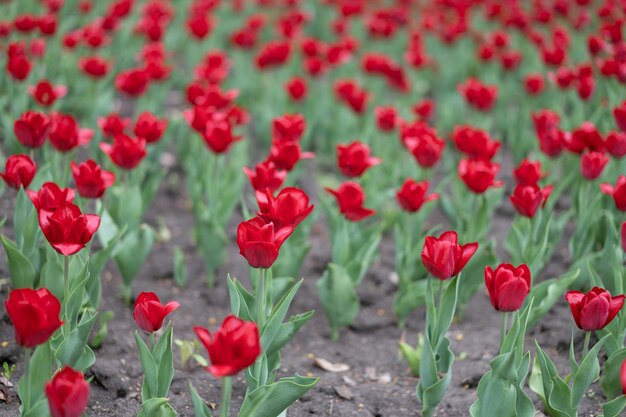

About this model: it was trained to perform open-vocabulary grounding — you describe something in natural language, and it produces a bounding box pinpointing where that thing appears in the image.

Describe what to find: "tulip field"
[2,0,626,416]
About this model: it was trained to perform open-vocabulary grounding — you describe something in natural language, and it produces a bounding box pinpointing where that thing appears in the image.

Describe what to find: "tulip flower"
[78,56,110,78]
[14,111,50,148]
[28,80,67,107]
[98,113,130,138]
[38,203,100,256]
[27,182,75,213]
[115,68,150,96]
[5,288,63,348]
[601,176,626,211]
[325,182,376,221]
[606,131,626,158]
[256,187,314,230]
[45,366,90,417]
[458,77,498,111]
[194,315,261,377]
[614,101,626,132]
[237,217,294,269]
[452,126,500,160]
[621,360,626,395]
[49,113,93,152]
[580,151,609,180]
[100,134,147,170]
[421,230,478,280]
[524,73,544,95]
[133,292,180,333]
[336,141,381,177]
[458,158,503,194]
[375,106,398,132]
[243,161,286,192]
[285,77,307,102]
[272,114,305,142]
[513,159,543,186]
[334,79,369,114]
[1,154,37,189]
[567,122,605,154]
[484,263,531,312]
[396,179,439,213]
[413,99,435,121]
[71,160,115,199]
[565,287,625,331]
[267,140,315,171]
[133,111,168,144]
[202,120,242,154]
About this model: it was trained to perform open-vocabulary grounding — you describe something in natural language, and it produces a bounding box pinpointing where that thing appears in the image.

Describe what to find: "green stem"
[582,331,591,358]
[257,269,266,330]
[150,333,156,351]
[500,312,508,353]
[219,376,233,417]
[437,280,445,312]
[63,256,70,304]
[22,348,32,412]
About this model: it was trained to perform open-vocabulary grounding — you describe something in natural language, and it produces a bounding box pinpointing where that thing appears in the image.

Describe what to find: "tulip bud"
[0,154,37,189]
[580,151,609,179]
[484,264,531,312]
[325,181,375,221]
[565,287,625,331]
[336,141,381,177]
[421,231,478,280]
[45,366,90,417]
[133,292,180,333]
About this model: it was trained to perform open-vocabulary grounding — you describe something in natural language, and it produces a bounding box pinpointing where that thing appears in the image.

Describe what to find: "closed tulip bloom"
[272,114,305,142]
[325,182,376,221]
[28,80,67,107]
[257,187,314,229]
[243,161,286,192]
[458,158,503,193]
[614,101,626,132]
[452,126,500,160]
[39,203,100,256]
[5,288,63,348]
[194,315,261,377]
[421,230,478,280]
[98,113,130,138]
[567,122,605,154]
[509,184,553,218]
[524,73,544,95]
[458,77,498,111]
[115,68,150,97]
[133,112,168,144]
[1,154,37,189]
[78,56,110,78]
[71,160,115,199]
[336,141,381,177]
[100,134,147,170]
[513,159,543,186]
[605,131,626,158]
[7,55,32,81]
[285,77,307,102]
[484,263,531,312]
[27,182,75,213]
[267,140,314,171]
[396,179,439,213]
[565,287,625,331]
[202,120,242,154]
[133,292,180,333]
[49,113,93,152]
[375,106,398,132]
[14,111,50,148]
[405,130,445,168]
[45,366,90,417]
[580,151,609,180]
[600,176,626,211]
[237,217,294,268]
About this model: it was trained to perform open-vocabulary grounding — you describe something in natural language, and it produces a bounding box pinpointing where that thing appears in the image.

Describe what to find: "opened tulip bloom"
[268,140,314,171]
[28,80,67,107]
[484,264,531,312]
[458,158,503,193]
[71,160,115,199]
[134,111,168,143]
[39,203,100,256]
[256,187,314,229]
[237,217,294,268]
[5,288,63,348]
[421,231,478,280]
[396,179,439,213]
[28,182,75,213]
[243,161,286,191]
[45,366,90,417]
[133,292,180,333]
[100,134,147,170]
[565,287,625,331]
[510,184,553,218]
[48,113,93,152]
[0,154,37,189]
[336,141,381,177]
[272,113,306,142]
[194,315,261,377]
[600,176,626,211]
[14,110,50,148]
[452,126,500,160]
[325,181,376,221]
[513,159,543,186]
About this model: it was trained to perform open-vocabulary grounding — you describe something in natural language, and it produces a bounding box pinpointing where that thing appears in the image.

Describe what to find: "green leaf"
[227,276,254,321]
[261,280,303,352]
[138,398,177,417]
[55,310,98,370]
[135,331,158,400]
[316,264,360,340]
[173,246,187,288]
[265,311,314,358]
[571,335,609,406]
[154,326,175,398]
[88,226,126,307]
[602,396,626,417]
[189,383,213,417]
[1,235,36,288]
[114,226,156,286]
[18,342,52,411]
[399,336,423,377]
[527,269,579,328]
[238,375,319,417]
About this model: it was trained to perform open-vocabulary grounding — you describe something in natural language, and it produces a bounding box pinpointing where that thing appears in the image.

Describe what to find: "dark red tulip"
[38,203,100,256]
[272,114,305,142]
[202,120,242,154]
[100,134,147,170]
[421,230,478,280]
[532,109,561,137]
[325,182,375,222]
[565,287,625,331]
[255,41,291,69]
[98,113,130,138]
[458,77,498,111]
[413,99,435,121]
[458,158,503,194]
[513,159,543,186]
[78,56,110,78]
[28,80,67,107]
[256,187,314,230]
[484,263,531,312]
[567,122,605,154]
[401,122,445,168]
[187,14,212,39]
[334,80,369,114]
[614,101,626,132]
[133,292,180,333]
[237,217,293,268]
[452,126,500,160]
[243,161,286,192]
[7,55,32,81]
[621,359,626,395]
[510,184,553,218]
[71,160,115,199]
[600,176,626,211]
[133,112,167,144]
[524,73,544,95]
[1,154,37,189]
[115,68,149,97]
[267,140,314,171]
[606,131,626,158]
[285,77,307,102]
[375,106,398,132]
[581,151,609,180]
[27,182,75,213]
[194,315,261,377]
[5,288,63,348]
[336,141,381,177]
[45,366,90,417]
[396,179,439,213]
[49,113,93,152]
[14,111,50,148]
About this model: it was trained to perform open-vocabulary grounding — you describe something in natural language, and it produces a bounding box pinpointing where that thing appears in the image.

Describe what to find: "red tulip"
[484,263,531,312]
[336,141,381,177]
[98,113,130,138]
[375,106,398,132]
[458,158,503,194]
[78,56,110,78]
[458,77,498,111]
[14,111,50,148]
[567,122,605,154]
[45,366,90,417]
[49,113,93,152]
[509,184,553,218]
[325,182,375,221]
[5,288,63,348]
[100,134,147,170]
[285,77,307,102]
[524,73,544,95]
[202,119,242,154]
[255,41,291,69]
[606,131,626,158]
[194,315,261,377]
[256,187,314,229]
[267,140,314,171]
[1,154,37,189]
[133,112,167,144]
[565,287,625,331]
[413,99,435,121]
[334,80,369,114]
[401,122,445,168]
[614,101,626,132]
[27,182,75,213]
[532,109,561,136]
[7,55,32,81]
[38,203,100,256]
[237,217,293,268]
[28,80,67,107]
[272,114,305,142]
[621,359,626,395]
[133,292,180,333]
[580,151,609,180]
[396,179,439,213]
[513,159,543,186]
[421,230,478,280]
[452,126,500,160]
[115,68,150,97]
[187,14,212,39]
[71,160,115,199]
[601,176,626,211]
[243,161,286,192]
